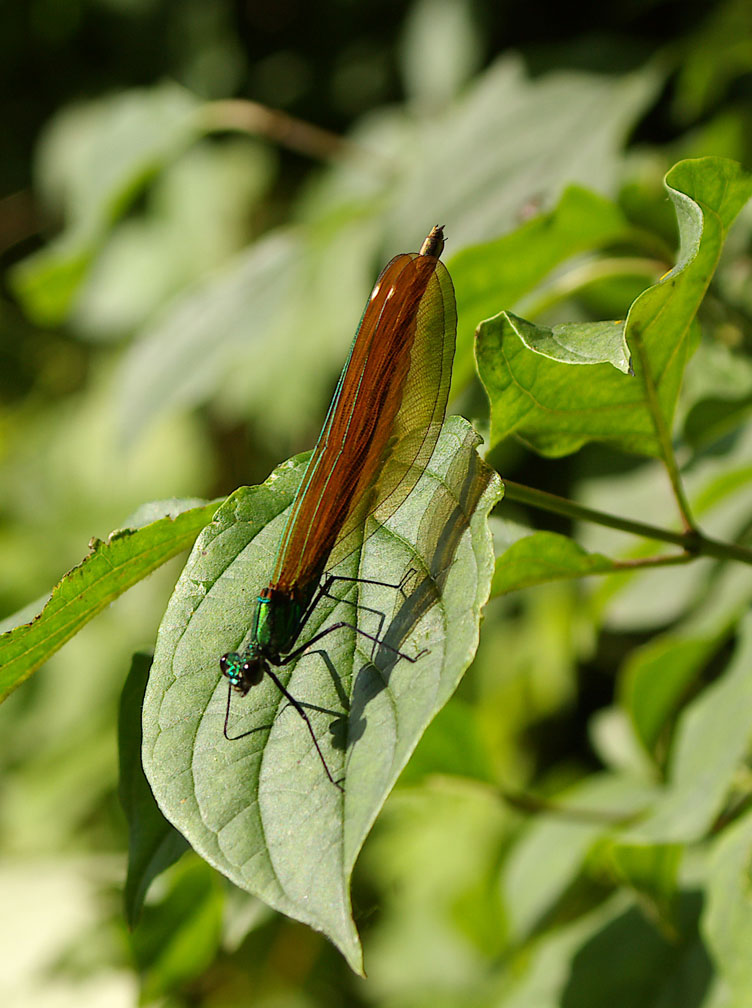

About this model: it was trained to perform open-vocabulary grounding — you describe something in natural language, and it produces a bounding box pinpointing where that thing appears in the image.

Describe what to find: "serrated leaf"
[448,185,634,391]
[0,497,221,699]
[478,157,752,458]
[118,653,189,927]
[491,530,618,595]
[142,417,501,973]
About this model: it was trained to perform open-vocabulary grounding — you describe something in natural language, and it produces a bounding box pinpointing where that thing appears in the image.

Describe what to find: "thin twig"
[200,99,371,164]
[501,479,752,566]
[630,334,696,531]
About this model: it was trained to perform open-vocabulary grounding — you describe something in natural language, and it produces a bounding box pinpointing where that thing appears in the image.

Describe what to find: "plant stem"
[608,553,693,571]
[501,479,752,566]
[421,775,640,825]
[498,787,639,825]
[629,335,696,531]
[200,99,370,163]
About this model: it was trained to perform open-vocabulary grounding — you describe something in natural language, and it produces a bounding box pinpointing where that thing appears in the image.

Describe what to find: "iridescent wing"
[271,229,456,593]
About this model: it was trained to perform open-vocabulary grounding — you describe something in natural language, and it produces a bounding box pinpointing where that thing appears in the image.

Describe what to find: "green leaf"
[400,0,481,109]
[360,779,507,986]
[142,417,501,973]
[114,229,302,446]
[0,497,221,700]
[115,216,384,448]
[499,890,711,1008]
[702,808,752,1008]
[683,392,752,451]
[595,840,683,933]
[502,773,656,942]
[118,653,189,927]
[516,318,632,373]
[680,338,752,449]
[397,696,494,784]
[10,84,200,325]
[72,139,275,340]
[492,530,618,595]
[449,185,635,391]
[627,612,752,843]
[621,636,721,754]
[130,855,224,1003]
[621,562,752,754]
[477,157,752,458]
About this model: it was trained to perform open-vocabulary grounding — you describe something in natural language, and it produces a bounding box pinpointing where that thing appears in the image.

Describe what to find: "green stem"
[629,335,696,531]
[608,553,693,572]
[421,775,640,825]
[502,479,752,566]
[199,99,368,163]
[498,787,639,825]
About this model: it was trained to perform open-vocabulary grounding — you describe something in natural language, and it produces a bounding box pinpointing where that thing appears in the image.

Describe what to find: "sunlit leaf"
[450,186,634,391]
[142,417,501,972]
[477,157,752,458]
[492,530,617,595]
[0,498,220,699]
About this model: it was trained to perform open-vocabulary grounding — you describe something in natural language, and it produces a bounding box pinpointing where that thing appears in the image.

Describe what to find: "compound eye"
[219,654,230,673]
[242,660,265,687]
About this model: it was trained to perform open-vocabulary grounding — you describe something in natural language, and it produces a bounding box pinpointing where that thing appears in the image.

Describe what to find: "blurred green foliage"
[2,0,752,1004]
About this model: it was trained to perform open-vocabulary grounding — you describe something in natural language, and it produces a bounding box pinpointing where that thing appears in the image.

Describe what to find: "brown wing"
[271,235,455,592]
[325,259,455,570]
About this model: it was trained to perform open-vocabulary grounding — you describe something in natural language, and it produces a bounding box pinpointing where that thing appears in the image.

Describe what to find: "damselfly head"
[220,650,266,694]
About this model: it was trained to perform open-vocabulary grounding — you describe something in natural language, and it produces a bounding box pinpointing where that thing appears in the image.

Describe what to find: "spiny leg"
[265,666,344,791]
[292,568,421,656]
[223,682,273,742]
[305,567,424,662]
[223,677,344,789]
[281,619,426,667]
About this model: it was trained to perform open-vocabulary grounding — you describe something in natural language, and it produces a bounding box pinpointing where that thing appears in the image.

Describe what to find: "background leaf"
[477,157,752,458]
[492,530,618,595]
[118,653,189,927]
[447,184,639,392]
[702,808,752,1007]
[10,84,201,325]
[627,613,752,844]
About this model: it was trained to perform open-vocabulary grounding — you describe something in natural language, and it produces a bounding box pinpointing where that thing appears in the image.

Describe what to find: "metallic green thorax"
[254,585,315,656]
[220,582,318,695]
